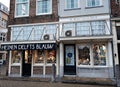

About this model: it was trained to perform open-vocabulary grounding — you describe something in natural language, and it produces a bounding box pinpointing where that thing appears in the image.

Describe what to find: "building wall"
[111,0,120,17]
[59,0,110,17]
[8,0,58,25]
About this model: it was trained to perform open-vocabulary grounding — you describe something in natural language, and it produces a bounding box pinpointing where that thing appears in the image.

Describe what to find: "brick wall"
[7,0,59,41]
[8,0,58,25]
[111,0,120,17]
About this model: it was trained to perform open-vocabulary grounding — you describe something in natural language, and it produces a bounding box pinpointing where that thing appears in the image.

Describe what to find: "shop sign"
[0,43,56,50]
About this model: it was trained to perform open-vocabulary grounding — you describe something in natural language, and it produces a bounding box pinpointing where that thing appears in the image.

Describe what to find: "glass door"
[22,50,32,76]
[64,44,76,75]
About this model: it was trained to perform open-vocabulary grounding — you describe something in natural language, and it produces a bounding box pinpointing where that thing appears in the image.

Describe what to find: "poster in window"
[65,45,74,66]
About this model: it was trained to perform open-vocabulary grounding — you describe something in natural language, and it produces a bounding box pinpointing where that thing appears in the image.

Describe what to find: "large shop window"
[78,45,90,65]
[34,50,56,64]
[93,44,106,66]
[11,51,22,64]
[78,44,107,66]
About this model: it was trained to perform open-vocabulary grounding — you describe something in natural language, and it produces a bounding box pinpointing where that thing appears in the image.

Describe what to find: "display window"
[33,50,56,64]
[93,44,106,66]
[11,51,22,64]
[78,45,90,65]
[78,43,107,66]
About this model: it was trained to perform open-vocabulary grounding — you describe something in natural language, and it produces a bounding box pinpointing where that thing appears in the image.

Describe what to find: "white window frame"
[86,0,102,7]
[15,0,30,18]
[77,43,108,67]
[65,0,80,9]
[36,0,52,15]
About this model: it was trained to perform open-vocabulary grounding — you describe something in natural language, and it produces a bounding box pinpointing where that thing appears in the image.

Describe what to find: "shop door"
[64,44,76,75]
[22,50,32,76]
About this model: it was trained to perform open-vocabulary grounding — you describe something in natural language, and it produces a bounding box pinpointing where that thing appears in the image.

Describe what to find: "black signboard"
[0,43,56,51]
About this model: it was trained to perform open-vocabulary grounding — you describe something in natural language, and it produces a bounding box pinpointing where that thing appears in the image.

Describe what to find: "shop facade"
[1,23,59,77]
[59,14,114,78]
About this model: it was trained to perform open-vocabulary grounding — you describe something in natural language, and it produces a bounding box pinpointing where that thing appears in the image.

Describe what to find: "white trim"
[8,22,59,27]
[15,0,30,18]
[1,40,56,45]
[59,35,113,41]
[36,0,52,16]
[59,14,110,23]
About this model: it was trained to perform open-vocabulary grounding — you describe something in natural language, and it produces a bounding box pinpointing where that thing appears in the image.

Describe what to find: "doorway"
[64,44,76,75]
[22,50,32,76]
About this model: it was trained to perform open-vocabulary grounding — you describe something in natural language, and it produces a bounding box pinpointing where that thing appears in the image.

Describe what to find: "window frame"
[77,43,108,67]
[65,0,80,10]
[36,0,52,15]
[86,0,102,8]
[15,0,30,18]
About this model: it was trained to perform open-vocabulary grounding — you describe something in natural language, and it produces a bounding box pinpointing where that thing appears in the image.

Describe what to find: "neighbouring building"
[111,0,120,86]
[1,0,59,77]
[0,2,8,65]
[58,0,114,79]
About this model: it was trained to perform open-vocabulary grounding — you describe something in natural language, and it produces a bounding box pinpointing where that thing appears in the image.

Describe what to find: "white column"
[107,42,113,66]
[112,21,119,65]
[8,51,11,76]
[59,42,64,77]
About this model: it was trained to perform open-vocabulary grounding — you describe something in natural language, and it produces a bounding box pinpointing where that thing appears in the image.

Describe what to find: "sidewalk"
[0,76,116,86]
[0,79,116,87]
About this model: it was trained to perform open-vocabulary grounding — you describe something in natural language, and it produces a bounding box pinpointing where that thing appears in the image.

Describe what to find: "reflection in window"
[34,50,44,63]
[78,46,90,65]
[87,0,101,7]
[12,51,22,64]
[34,50,56,64]
[15,0,29,16]
[93,44,106,65]
[46,50,56,63]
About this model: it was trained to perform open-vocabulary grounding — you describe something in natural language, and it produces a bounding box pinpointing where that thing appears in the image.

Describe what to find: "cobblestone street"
[0,80,115,87]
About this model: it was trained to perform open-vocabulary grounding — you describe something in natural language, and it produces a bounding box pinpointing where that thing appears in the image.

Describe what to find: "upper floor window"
[0,33,6,42]
[15,0,29,17]
[65,0,79,9]
[36,0,52,15]
[86,0,102,7]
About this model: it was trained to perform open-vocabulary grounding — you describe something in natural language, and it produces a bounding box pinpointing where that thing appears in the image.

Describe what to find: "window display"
[93,44,106,65]
[12,51,22,64]
[34,50,56,64]
[78,46,90,65]
[34,50,44,63]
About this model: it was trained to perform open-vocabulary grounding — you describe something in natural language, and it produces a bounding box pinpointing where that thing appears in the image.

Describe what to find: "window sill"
[77,65,108,68]
[15,15,29,18]
[85,5,103,9]
[64,8,81,11]
[36,12,52,16]
[11,63,21,66]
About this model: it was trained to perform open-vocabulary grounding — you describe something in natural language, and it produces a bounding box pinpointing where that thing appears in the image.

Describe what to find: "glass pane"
[37,0,50,14]
[93,44,106,66]
[76,22,90,36]
[46,50,56,63]
[91,21,105,35]
[34,50,44,63]
[78,46,90,65]
[12,51,22,63]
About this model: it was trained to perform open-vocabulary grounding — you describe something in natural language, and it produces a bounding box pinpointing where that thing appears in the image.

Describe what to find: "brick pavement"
[0,80,116,87]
